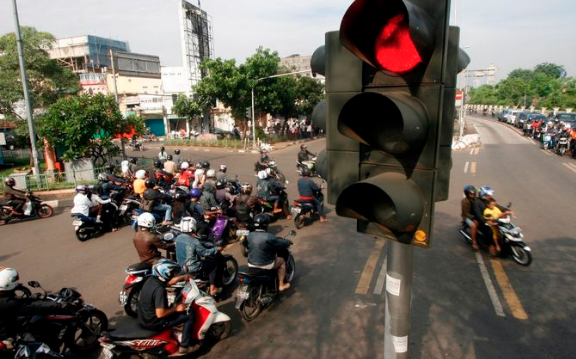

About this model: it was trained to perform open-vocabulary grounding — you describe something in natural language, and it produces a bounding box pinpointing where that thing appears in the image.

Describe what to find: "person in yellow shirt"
[483,199,513,254]
[133,170,147,197]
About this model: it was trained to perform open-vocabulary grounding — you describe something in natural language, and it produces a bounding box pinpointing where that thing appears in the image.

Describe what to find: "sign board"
[455,90,463,107]
[0,132,6,145]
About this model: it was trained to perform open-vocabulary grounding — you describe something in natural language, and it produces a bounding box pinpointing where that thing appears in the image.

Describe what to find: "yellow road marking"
[470,162,477,174]
[563,163,576,174]
[355,239,386,295]
[490,259,528,320]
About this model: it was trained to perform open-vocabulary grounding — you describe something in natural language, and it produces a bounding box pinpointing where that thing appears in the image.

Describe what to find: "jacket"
[247,231,291,267]
[133,230,173,264]
[175,233,218,273]
[3,185,26,200]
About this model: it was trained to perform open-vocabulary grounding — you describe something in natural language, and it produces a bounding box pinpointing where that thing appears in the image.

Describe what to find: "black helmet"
[167,155,173,160]
[300,144,307,150]
[253,213,270,230]
[145,179,156,189]
[104,164,115,172]
[216,180,225,190]
[160,146,165,151]
[130,157,137,164]
[240,183,253,195]
[202,161,210,169]
[464,185,476,197]
[154,160,162,168]
[4,177,15,187]
[301,167,311,177]
[174,149,180,155]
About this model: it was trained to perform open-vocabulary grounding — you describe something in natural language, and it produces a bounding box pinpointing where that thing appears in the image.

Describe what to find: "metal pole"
[110,49,126,159]
[384,241,413,359]
[11,0,40,176]
[251,86,256,149]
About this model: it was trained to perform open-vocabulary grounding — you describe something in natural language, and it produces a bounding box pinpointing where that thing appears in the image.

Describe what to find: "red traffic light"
[340,0,434,74]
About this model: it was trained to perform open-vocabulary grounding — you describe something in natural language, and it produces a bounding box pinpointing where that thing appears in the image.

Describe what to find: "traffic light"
[245,106,252,119]
[323,0,459,247]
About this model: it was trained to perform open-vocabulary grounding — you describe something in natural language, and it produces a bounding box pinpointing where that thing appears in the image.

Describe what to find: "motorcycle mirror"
[507,202,512,208]
[285,180,290,185]
[28,281,40,288]
[288,230,297,237]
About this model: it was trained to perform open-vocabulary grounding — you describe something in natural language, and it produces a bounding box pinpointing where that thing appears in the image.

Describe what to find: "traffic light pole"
[384,241,414,359]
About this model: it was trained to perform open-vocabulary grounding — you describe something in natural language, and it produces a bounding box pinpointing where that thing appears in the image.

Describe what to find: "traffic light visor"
[340,0,434,74]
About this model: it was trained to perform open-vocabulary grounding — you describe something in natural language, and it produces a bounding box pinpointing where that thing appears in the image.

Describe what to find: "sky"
[1,0,575,84]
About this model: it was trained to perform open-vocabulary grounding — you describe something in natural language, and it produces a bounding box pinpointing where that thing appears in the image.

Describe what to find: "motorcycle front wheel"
[285,255,296,283]
[37,204,54,218]
[240,285,263,321]
[510,246,532,266]
[208,321,231,341]
[221,256,239,287]
[67,309,108,354]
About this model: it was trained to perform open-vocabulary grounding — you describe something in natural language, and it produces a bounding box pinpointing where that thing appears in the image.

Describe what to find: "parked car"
[505,110,522,126]
[498,109,511,122]
[516,112,531,128]
[554,112,576,127]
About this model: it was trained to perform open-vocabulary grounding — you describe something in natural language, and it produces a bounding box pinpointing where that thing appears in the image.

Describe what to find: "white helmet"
[219,164,227,171]
[135,170,146,179]
[0,267,19,291]
[137,212,156,228]
[98,173,108,182]
[181,162,190,170]
[257,170,267,180]
[206,169,216,178]
[180,217,197,233]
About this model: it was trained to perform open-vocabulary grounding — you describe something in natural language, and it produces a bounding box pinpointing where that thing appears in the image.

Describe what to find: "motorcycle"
[0,193,54,226]
[292,184,325,229]
[0,338,64,359]
[127,139,144,151]
[14,281,107,356]
[296,157,317,175]
[459,207,532,266]
[235,230,296,321]
[555,134,570,156]
[541,132,553,149]
[72,201,119,241]
[101,278,231,358]
[236,222,252,257]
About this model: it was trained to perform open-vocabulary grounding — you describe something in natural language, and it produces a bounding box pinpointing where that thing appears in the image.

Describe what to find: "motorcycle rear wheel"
[37,204,54,218]
[76,227,93,242]
[511,246,532,266]
[240,285,263,321]
[67,309,108,354]
[294,214,305,229]
[14,284,32,298]
[124,287,141,318]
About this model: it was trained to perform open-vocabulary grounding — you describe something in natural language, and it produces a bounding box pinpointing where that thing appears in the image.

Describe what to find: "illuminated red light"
[375,14,421,73]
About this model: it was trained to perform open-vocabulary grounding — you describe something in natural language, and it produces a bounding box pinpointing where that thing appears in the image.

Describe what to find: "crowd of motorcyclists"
[0,141,324,357]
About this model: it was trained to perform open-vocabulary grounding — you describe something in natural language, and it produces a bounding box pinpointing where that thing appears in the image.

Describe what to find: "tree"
[534,63,565,79]
[172,94,203,121]
[39,94,143,166]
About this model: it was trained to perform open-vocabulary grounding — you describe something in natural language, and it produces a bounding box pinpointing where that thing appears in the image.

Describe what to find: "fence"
[1,148,45,160]
[0,166,106,194]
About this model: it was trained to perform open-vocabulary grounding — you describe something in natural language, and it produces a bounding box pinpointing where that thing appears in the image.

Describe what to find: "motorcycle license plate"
[291,207,301,214]
[237,288,249,300]
[118,291,128,306]
[236,230,250,236]
[119,204,128,211]
[102,348,114,359]
[72,220,83,226]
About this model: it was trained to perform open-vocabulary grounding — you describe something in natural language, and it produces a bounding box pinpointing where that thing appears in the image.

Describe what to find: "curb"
[44,199,73,209]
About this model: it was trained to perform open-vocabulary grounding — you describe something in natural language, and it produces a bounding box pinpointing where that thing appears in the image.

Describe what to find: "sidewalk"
[34,188,75,209]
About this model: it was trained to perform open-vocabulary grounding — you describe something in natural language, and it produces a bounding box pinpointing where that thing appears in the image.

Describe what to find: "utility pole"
[110,49,126,159]
[11,0,41,176]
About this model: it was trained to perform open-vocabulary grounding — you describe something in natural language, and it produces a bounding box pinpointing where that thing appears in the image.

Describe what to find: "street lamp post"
[250,70,311,148]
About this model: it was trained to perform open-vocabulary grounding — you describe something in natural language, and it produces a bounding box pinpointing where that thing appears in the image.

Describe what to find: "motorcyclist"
[138,259,197,355]
[215,180,235,208]
[254,149,271,172]
[154,160,173,189]
[132,212,174,264]
[173,149,182,165]
[216,164,228,182]
[256,170,284,214]
[297,144,316,163]
[133,169,147,197]
[474,186,512,255]
[233,183,259,224]
[0,267,68,339]
[129,157,138,175]
[142,180,173,226]
[96,173,122,198]
[176,162,195,188]
[183,188,212,240]
[103,164,131,184]
[158,146,168,162]
[2,178,28,215]
[174,217,223,296]
[199,182,218,211]
[202,161,211,171]
[461,185,479,250]
[192,162,205,189]
[203,169,217,191]
[246,214,292,292]
[163,155,178,175]
[296,167,325,223]
[70,185,111,223]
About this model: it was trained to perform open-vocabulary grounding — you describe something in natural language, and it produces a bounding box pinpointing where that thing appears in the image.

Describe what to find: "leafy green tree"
[534,63,565,79]
[39,94,142,165]
[172,94,203,121]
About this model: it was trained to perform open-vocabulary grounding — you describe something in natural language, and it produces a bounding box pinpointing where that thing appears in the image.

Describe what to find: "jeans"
[154,204,172,222]
[160,312,195,347]
[312,198,324,217]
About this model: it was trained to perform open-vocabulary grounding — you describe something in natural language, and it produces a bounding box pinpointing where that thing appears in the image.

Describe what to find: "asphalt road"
[2,120,576,359]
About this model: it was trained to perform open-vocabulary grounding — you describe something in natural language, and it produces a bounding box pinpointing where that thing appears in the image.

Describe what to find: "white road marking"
[373,256,388,295]
[541,150,553,157]
[563,163,576,174]
[475,251,506,317]
[464,161,470,173]
[470,148,475,155]
[567,163,576,170]
[471,162,477,174]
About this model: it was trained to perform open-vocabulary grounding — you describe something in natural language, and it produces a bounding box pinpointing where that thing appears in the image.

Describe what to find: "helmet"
[152,259,181,282]
[195,162,203,169]
[206,169,216,178]
[300,144,307,150]
[257,170,267,180]
[167,155,173,161]
[180,162,190,170]
[180,217,197,233]
[75,185,87,194]
[219,164,227,172]
[137,212,156,228]
[130,157,137,164]
[104,164,115,172]
[154,160,162,168]
[190,188,202,198]
[265,167,273,176]
[240,183,253,195]
[216,180,225,190]
[145,179,156,189]
[0,267,19,291]
[202,161,210,169]
[301,167,311,177]
[174,149,181,155]
[464,185,476,197]
[478,186,494,198]
[4,178,15,186]
[97,173,108,182]
[135,170,146,179]
[160,146,165,151]
[253,213,270,230]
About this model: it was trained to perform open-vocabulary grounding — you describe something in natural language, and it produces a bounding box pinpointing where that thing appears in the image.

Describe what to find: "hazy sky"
[1,0,575,83]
